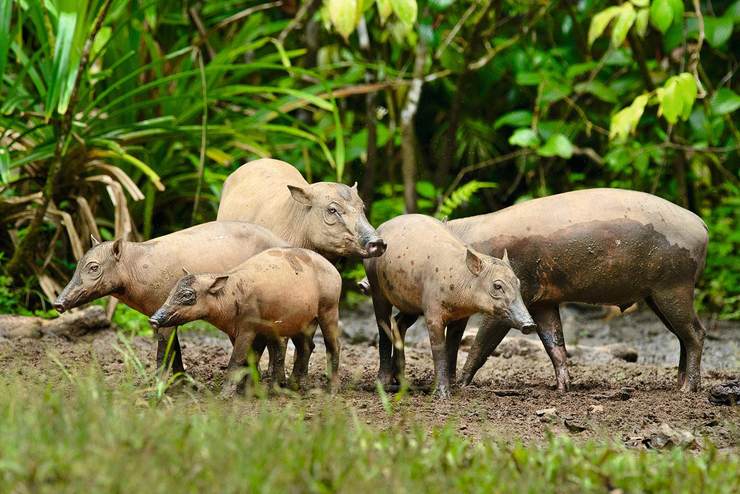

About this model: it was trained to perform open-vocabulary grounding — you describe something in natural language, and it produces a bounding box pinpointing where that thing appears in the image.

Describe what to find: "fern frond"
[435,181,496,220]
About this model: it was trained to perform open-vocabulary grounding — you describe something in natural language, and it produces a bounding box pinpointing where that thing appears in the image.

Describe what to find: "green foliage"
[697,187,740,319]
[1,368,738,493]
[436,181,496,220]
[1,0,737,317]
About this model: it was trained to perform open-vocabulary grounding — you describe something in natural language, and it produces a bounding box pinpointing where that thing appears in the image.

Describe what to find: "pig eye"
[494,281,503,291]
[327,206,338,215]
[89,264,99,273]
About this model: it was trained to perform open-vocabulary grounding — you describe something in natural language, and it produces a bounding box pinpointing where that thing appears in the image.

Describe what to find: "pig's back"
[138,222,286,297]
[217,159,306,223]
[448,189,708,305]
[449,189,707,259]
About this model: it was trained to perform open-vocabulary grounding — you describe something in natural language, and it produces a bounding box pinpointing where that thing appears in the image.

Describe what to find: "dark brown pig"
[217,159,386,260]
[447,188,708,392]
[54,222,288,377]
[364,214,535,398]
[149,247,343,396]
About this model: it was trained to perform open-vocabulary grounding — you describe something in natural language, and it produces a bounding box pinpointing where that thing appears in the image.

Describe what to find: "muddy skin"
[217,159,386,260]
[54,222,288,376]
[364,215,535,399]
[444,188,708,392]
[150,247,343,397]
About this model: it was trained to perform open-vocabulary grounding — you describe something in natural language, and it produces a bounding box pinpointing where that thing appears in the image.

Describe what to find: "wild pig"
[217,159,386,260]
[149,247,342,396]
[53,222,288,377]
[447,188,709,392]
[363,214,535,398]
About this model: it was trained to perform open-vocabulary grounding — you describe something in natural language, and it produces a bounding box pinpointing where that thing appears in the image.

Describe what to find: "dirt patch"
[1,307,738,450]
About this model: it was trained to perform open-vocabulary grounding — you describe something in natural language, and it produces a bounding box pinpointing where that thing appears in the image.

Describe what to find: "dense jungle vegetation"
[0,0,738,317]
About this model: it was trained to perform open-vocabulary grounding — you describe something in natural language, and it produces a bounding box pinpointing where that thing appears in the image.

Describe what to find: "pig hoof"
[219,382,239,400]
[433,387,451,400]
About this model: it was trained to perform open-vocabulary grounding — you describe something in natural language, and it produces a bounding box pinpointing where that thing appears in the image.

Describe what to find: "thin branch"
[442,149,532,203]
[278,0,320,43]
[191,49,207,225]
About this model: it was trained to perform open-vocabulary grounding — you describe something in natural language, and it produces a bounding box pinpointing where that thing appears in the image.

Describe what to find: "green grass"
[0,362,737,493]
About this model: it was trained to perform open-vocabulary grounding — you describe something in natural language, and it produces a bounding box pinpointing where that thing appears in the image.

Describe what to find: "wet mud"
[1,304,737,449]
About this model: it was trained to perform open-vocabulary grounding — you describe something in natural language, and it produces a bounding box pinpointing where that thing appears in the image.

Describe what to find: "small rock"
[564,418,589,433]
[593,387,633,401]
[589,404,604,414]
[708,380,740,406]
[643,423,700,450]
[605,343,638,363]
[536,407,558,423]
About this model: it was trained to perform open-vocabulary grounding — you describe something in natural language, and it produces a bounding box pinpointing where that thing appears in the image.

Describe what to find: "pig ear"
[111,239,124,261]
[90,234,101,247]
[465,248,484,277]
[208,275,229,295]
[502,249,511,267]
[182,267,191,276]
[351,182,358,191]
[287,185,313,206]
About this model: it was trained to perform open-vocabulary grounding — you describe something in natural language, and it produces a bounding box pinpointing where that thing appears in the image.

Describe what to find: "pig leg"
[222,330,257,398]
[425,315,451,399]
[266,337,287,387]
[318,306,341,393]
[459,317,510,385]
[289,329,316,390]
[156,326,185,376]
[371,292,395,387]
[445,318,469,384]
[531,304,571,392]
[390,312,418,386]
[645,287,705,391]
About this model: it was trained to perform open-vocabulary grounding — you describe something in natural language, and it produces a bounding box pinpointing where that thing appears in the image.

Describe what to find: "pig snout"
[510,299,537,334]
[356,218,386,258]
[149,308,170,329]
[357,277,371,295]
[365,237,387,257]
[53,299,66,313]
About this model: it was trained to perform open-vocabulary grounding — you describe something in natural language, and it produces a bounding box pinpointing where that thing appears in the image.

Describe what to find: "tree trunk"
[0,306,110,339]
[400,40,427,213]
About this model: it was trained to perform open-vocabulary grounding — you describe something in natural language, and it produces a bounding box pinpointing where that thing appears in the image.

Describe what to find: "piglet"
[150,247,342,397]
[363,214,535,399]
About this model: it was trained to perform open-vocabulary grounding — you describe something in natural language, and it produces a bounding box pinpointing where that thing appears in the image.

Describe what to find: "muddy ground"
[1,303,738,449]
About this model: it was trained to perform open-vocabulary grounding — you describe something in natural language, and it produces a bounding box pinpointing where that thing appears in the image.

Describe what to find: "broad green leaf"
[667,0,684,25]
[650,0,673,33]
[515,72,541,86]
[574,80,618,103]
[377,0,392,24]
[728,0,740,22]
[494,110,533,129]
[0,0,11,82]
[566,62,597,79]
[537,134,574,159]
[710,88,740,115]
[610,93,648,141]
[656,73,696,124]
[704,16,733,47]
[390,0,417,30]
[630,0,649,7]
[45,9,78,117]
[588,6,621,46]
[634,7,649,37]
[416,181,436,199]
[611,3,636,46]
[327,0,361,40]
[0,146,9,185]
[429,0,455,11]
[508,128,540,148]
